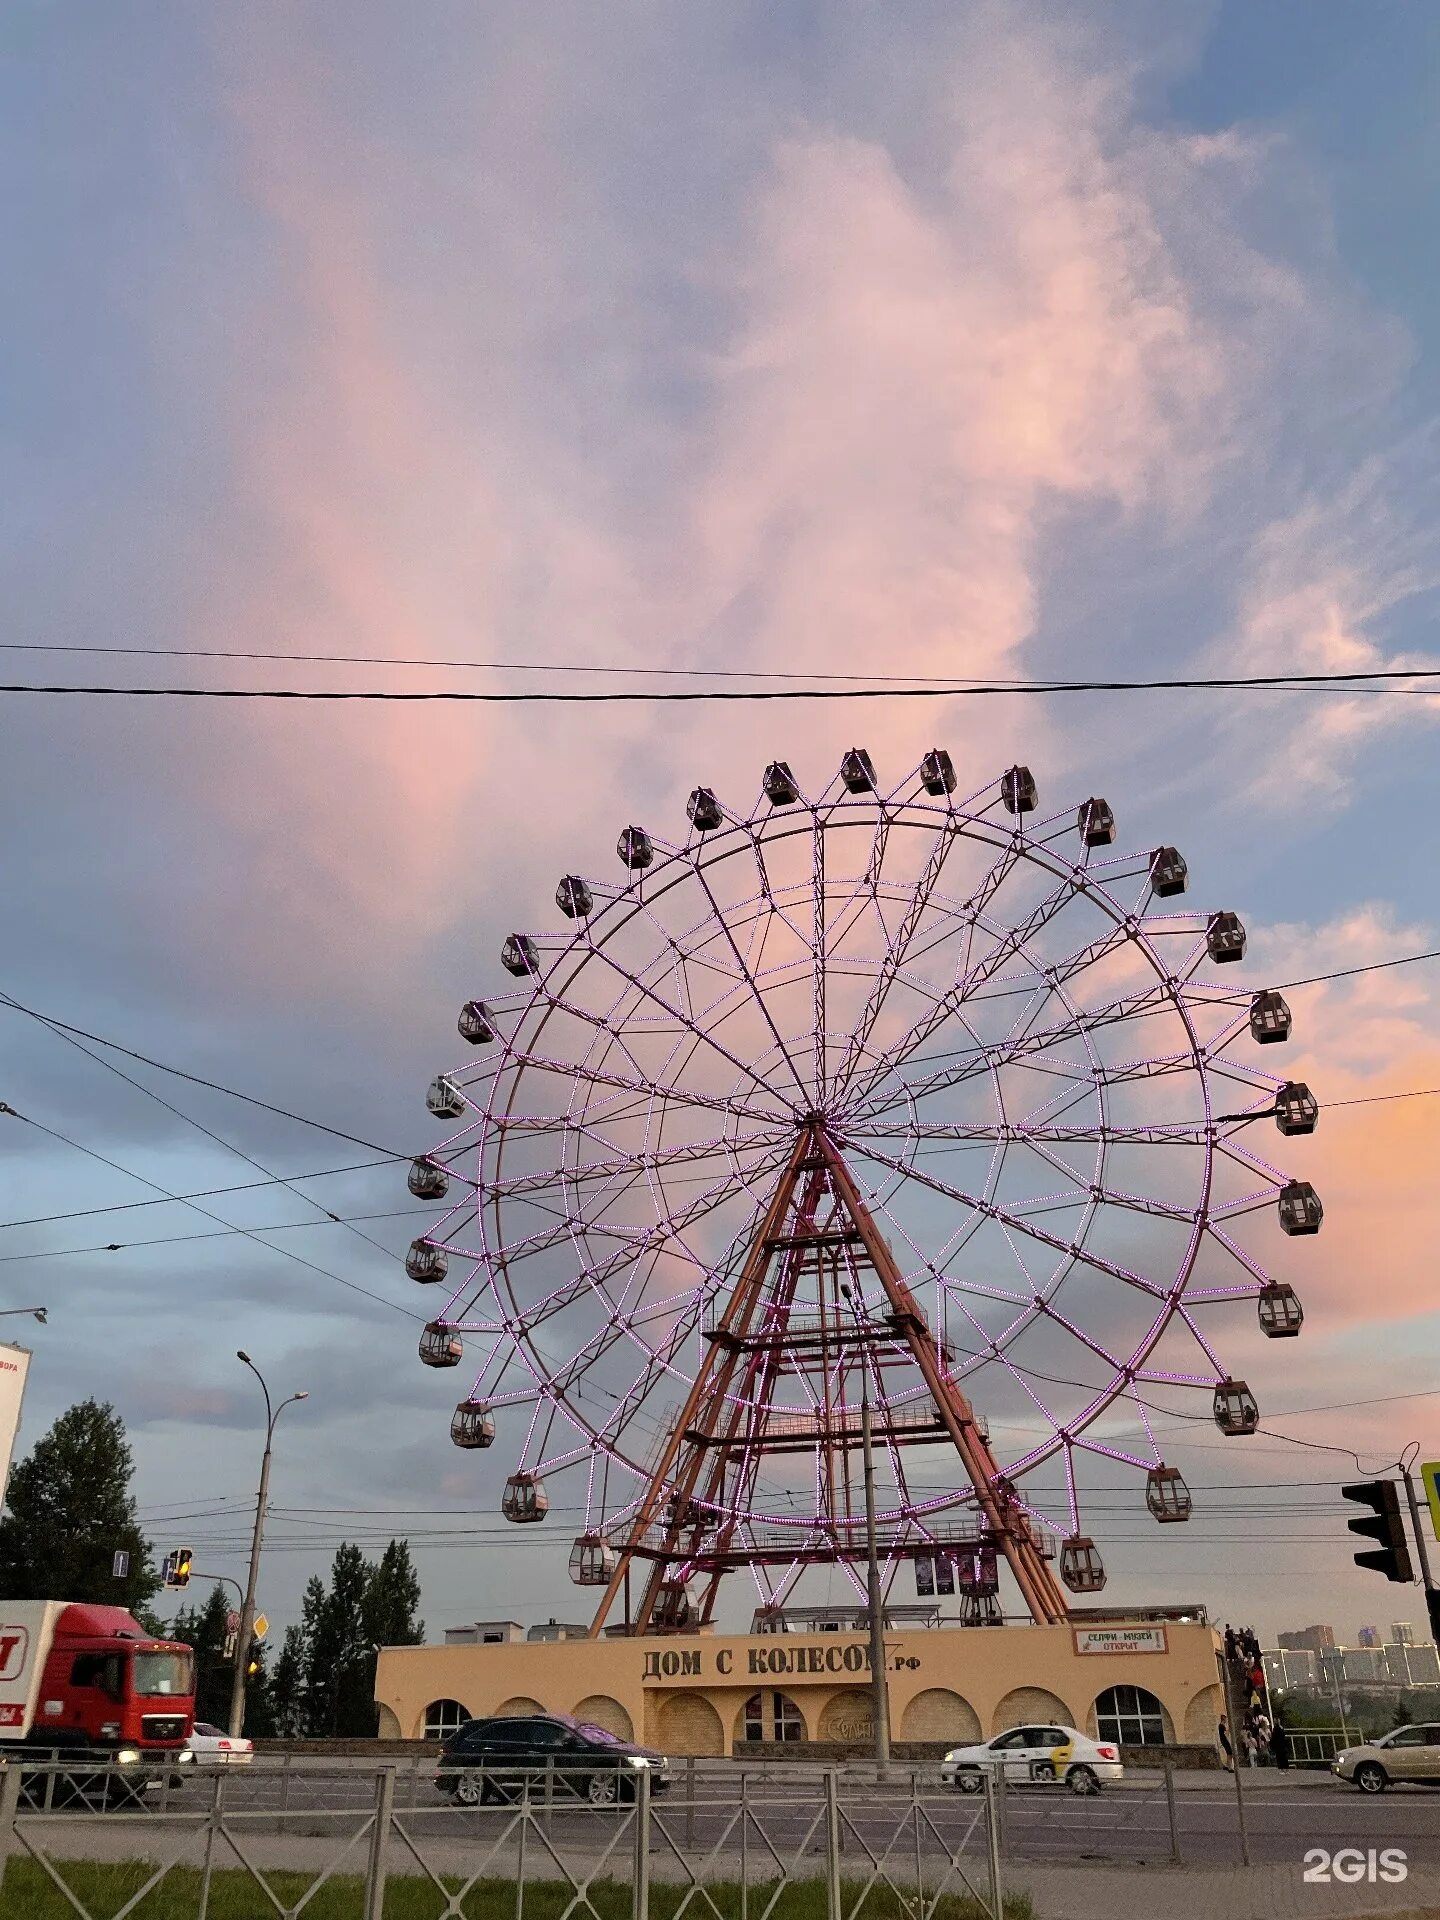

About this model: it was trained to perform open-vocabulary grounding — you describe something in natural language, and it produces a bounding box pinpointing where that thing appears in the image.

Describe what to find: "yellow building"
[376,1610,1223,1757]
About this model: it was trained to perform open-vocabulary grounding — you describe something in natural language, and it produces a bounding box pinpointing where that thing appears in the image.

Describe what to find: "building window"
[743,1691,804,1743]
[1094,1685,1167,1746]
[423,1698,470,1740]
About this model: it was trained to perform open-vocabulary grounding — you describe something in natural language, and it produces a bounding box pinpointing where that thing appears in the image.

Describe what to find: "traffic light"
[1341,1481,1413,1583]
[162,1546,194,1590]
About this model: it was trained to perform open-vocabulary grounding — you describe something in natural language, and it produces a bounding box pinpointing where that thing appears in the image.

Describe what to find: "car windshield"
[134,1650,195,1698]
[577,1724,628,1748]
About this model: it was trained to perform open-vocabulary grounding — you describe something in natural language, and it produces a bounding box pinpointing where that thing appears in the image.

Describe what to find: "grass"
[0,1861,1033,1919]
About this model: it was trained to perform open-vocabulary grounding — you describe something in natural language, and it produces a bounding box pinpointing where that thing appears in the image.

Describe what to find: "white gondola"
[1249,990,1291,1045]
[457,1000,496,1045]
[1059,1535,1106,1593]
[1206,911,1247,964]
[425,1076,465,1119]
[1001,764,1037,814]
[1274,1082,1318,1135]
[1076,797,1115,846]
[1148,846,1188,897]
[407,1156,449,1200]
[840,748,877,794]
[1213,1378,1259,1436]
[1257,1281,1303,1337]
[763,761,800,807]
[1146,1465,1192,1523]
[555,876,593,919]
[419,1323,463,1368]
[501,934,540,977]
[687,787,723,832]
[405,1239,449,1283]
[568,1533,618,1585]
[451,1399,496,1449]
[1278,1180,1322,1235]
[502,1471,548,1522]
[920,748,956,797]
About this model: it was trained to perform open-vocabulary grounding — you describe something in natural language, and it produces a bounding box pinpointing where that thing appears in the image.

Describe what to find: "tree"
[279,1541,425,1737]
[0,1399,158,1610]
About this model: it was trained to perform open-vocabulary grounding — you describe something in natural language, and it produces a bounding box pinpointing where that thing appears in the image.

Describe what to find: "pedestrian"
[1269,1719,1290,1771]
[1217,1714,1232,1769]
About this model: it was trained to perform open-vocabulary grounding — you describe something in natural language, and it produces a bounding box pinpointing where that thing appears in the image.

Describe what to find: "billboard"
[0,1343,32,1510]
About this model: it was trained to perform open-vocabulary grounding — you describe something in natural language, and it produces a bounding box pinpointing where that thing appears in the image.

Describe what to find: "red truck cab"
[2,1602,196,1763]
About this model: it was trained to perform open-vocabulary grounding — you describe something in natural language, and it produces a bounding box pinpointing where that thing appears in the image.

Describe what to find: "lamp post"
[0,1307,46,1323]
[859,1374,893,1779]
[228,1352,307,1738]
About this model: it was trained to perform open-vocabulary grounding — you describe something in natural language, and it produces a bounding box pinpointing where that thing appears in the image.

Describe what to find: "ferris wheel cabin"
[419,1323,463,1368]
[1212,1379,1259,1436]
[1257,1281,1304,1337]
[1076,797,1116,846]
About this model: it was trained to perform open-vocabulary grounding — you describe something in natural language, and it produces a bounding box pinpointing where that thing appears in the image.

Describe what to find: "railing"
[0,1754,1010,1920]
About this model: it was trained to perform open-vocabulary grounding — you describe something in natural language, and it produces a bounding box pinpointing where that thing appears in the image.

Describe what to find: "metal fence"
[0,1756,1010,1920]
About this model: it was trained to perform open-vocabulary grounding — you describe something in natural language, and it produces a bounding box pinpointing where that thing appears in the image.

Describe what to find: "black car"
[436,1712,671,1807]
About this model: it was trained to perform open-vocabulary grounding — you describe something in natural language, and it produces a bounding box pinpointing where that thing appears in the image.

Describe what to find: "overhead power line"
[1,665,1440,702]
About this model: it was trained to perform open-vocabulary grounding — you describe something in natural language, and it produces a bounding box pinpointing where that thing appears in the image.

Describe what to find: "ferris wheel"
[405,751,1320,1633]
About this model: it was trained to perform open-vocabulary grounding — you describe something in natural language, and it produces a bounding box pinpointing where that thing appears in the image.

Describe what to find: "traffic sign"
[111,1550,129,1580]
[251,1613,269,1642]
[226,1610,241,1635]
[1422,1461,1440,1541]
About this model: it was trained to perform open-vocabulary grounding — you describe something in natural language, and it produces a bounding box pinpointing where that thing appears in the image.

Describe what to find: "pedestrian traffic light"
[1341,1481,1413,1583]
[162,1546,194,1590]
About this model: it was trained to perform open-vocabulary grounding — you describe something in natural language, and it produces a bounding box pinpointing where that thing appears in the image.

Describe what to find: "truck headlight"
[625,1756,651,1769]
[116,1748,141,1766]
[177,1749,196,1765]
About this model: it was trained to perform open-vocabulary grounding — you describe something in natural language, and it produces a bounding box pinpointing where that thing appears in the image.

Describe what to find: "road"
[28,1763,1438,1872]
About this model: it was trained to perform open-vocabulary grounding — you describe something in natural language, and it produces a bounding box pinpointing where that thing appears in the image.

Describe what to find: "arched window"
[423,1698,470,1740]
[742,1691,804,1743]
[1094,1685,1167,1746]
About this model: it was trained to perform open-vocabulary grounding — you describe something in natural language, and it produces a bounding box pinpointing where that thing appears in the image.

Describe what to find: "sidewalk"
[1014,1860,1440,1920]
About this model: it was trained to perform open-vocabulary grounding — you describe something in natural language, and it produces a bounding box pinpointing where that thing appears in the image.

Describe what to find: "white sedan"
[186,1722,255,1767]
[941,1724,1123,1795]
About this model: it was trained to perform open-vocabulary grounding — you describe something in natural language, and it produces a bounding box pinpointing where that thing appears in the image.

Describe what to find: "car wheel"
[956,1770,984,1795]
[1066,1765,1100,1797]
[587,1771,621,1807]
[1353,1762,1387,1795]
[453,1770,485,1807]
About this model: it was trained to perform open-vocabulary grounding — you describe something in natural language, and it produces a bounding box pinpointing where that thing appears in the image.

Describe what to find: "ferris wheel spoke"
[682,865,813,1106]
[499,1049,782,1128]
[482,1133,787,1204]
[829,809,962,1101]
[853,1138,1168,1298]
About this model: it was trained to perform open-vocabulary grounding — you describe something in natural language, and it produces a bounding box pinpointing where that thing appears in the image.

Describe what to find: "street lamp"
[229,1352,307,1738]
[842,1282,893,1779]
[0,1307,46,1323]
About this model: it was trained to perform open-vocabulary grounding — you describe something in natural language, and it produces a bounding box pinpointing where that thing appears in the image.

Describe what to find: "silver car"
[1333,1723,1440,1792]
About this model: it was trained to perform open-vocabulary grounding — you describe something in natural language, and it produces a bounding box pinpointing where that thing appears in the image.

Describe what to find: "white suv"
[1333,1724,1440,1792]
[941,1724,1123,1796]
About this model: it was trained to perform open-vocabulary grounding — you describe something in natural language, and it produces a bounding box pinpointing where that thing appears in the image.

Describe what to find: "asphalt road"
[28,1765,1435,1875]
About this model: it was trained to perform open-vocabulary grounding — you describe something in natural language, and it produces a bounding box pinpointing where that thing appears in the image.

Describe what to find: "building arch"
[493,1695,544,1718]
[899,1688,983,1745]
[992,1687,1074,1735]
[1092,1684,1173,1746]
[655,1692,725,1756]
[421,1698,471,1740]
[572,1694,634,1740]
[740,1690,806,1744]
[1183,1684,1222,1745]
[818,1690,875,1743]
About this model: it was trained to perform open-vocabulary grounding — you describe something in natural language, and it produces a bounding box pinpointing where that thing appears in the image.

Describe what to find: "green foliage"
[0,1399,159,1610]
[268,1539,425,1739]
[0,1861,1034,1919]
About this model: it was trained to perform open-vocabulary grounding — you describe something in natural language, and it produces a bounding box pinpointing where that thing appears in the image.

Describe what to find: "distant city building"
[526,1620,589,1643]
[1402,1642,1439,1685]
[1357,1626,1379,1648]
[444,1620,523,1646]
[1265,1636,1439,1693]
[1278,1625,1335,1653]
[1391,1622,1415,1647]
